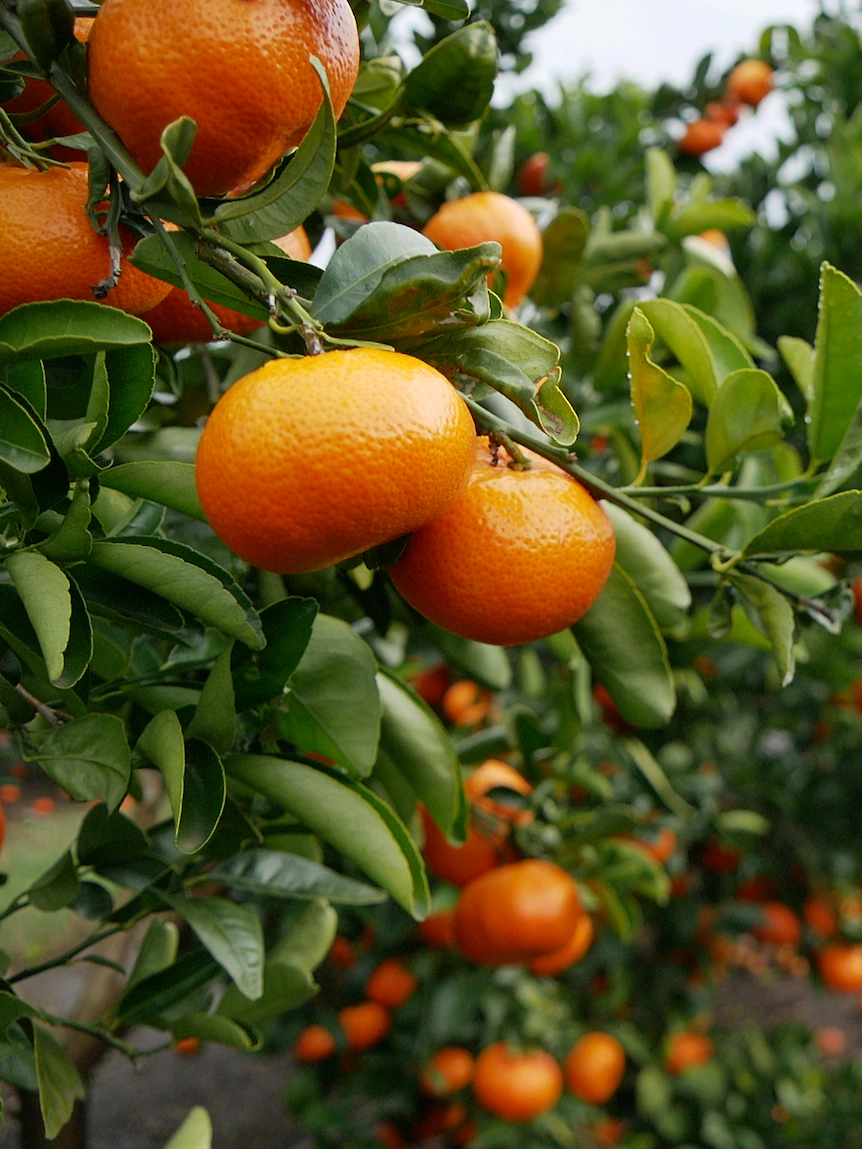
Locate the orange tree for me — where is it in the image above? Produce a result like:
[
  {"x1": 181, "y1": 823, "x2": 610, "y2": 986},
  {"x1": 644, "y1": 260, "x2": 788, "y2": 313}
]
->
[{"x1": 1, "y1": 0, "x2": 862, "y2": 1146}]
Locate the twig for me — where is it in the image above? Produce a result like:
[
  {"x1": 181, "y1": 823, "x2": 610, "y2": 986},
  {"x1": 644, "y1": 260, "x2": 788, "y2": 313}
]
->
[{"x1": 14, "y1": 684, "x2": 73, "y2": 727}]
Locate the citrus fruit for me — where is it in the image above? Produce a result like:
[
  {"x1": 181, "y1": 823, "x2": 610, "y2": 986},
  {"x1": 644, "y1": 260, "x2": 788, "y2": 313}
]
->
[
  {"x1": 727, "y1": 59, "x2": 774, "y2": 107},
  {"x1": 465, "y1": 759, "x2": 533, "y2": 826},
  {"x1": 422, "y1": 192, "x2": 543, "y2": 308},
  {"x1": 453, "y1": 858, "x2": 582, "y2": 965},
  {"x1": 679, "y1": 119, "x2": 726, "y2": 156},
  {"x1": 87, "y1": 0, "x2": 360, "y2": 198},
  {"x1": 144, "y1": 227, "x2": 312, "y2": 344},
  {"x1": 419, "y1": 803, "x2": 506, "y2": 888},
  {"x1": 804, "y1": 894, "x2": 838, "y2": 938},
  {"x1": 814, "y1": 1026, "x2": 847, "y2": 1057},
  {"x1": 472, "y1": 1043, "x2": 563, "y2": 1122},
  {"x1": 389, "y1": 437, "x2": 616, "y2": 646},
  {"x1": 365, "y1": 958, "x2": 418, "y2": 1009},
  {"x1": 328, "y1": 935, "x2": 355, "y2": 969},
  {"x1": 195, "y1": 348, "x2": 476, "y2": 573},
  {"x1": 418, "y1": 908, "x2": 456, "y2": 948},
  {"x1": 375, "y1": 1122, "x2": 407, "y2": 1149},
  {"x1": 517, "y1": 152, "x2": 551, "y2": 197},
  {"x1": 563, "y1": 1032, "x2": 626, "y2": 1105},
  {"x1": 0, "y1": 164, "x2": 171, "y2": 317},
  {"x1": 294, "y1": 1024, "x2": 336, "y2": 1061},
  {"x1": 408, "y1": 662, "x2": 451, "y2": 708},
  {"x1": 528, "y1": 912, "x2": 594, "y2": 976},
  {"x1": 593, "y1": 1117, "x2": 626, "y2": 1147},
  {"x1": 338, "y1": 1001, "x2": 392, "y2": 1050},
  {"x1": 623, "y1": 826, "x2": 678, "y2": 866},
  {"x1": 706, "y1": 100, "x2": 741, "y2": 126},
  {"x1": 174, "y1": 1037, "x2": 201, "y2": 1057},
  {"x1": 737, "y1": 876, "x2": 780, "y2": 902},
  {"x1": 818, "y1": 944, "x2": 862, "y2": 992},
  {"x1": 753, "y1": 902, "x2": 801, "y2": 946},
  {"x1": 665, "y1": 1031, "x2": 714, "y2": 1074},
  {"x1": 441, "y1": 680, "x2": 494, "y2": 727},
  {"x1": 420, "y1": 1048, "x2": 475, "y2": 1096}
]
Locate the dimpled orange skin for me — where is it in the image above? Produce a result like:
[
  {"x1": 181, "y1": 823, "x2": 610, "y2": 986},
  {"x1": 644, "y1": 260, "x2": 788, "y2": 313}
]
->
[
  {"x1": 195, "y1": 349, "x2": 477, "y2": 574},
  {"x1": 0, "y1": 164, "x2": 172, "y2": 317},
  {"x1": 422, "y1": 192, "x2": 543, "y2": 308},
  {"x1": 87, "y1": 0, "x2": 360, "y2": 198},
  {"x1": 389, "y1": 438, "x2": 616, "y2": 647},
  {"x1": 144, "y1": 227, "x2": 312, "y2": 344}
]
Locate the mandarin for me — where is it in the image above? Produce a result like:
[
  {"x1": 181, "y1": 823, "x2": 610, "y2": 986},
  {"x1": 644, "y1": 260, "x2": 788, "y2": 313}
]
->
[
  {"x1": 665, "y1": 1031, "x2": 714, "y2": 1074},
  {"x1": 528, "y1": 912, "x2": 594, "y2": 976},
  {"x1": 338, "y1": 1001, "x2": 391, "y2": 1050},
  {"x1": 753, "y1": 902, "x2": 801, "y2": 947},
  {"x1": 87, "y1": 0, "x2": 360, "y2": 198},
  {"x1": 472, "y1": 1043, "x2": 562, "y2": 1123},
  {"x1": 727, "y1": 59, "x2": 774, "y2": 107},
  {"x1": 294, "y1": 1024, "x2": 336, "y2": 1061},
  {"x1": 195, "y1": 349, "x2": 476, "y2": 573},
  {"x1": 365, "y1": 958, "x2": 418, "y2": 1010},
  {"x1": 679, "y1": 119, "x2": 726, "y2": 157},
  {"x1": 422, "y1": 192, "x2": 543, "y2": 308},
  {"x1": 564, "y1": 1032, "x2": 626, "y2": 1105},
  {"x1": 420, "y1": 1047, "x2": 475, "y2": 1096},
  {"x1": 389, "y1": 437, "x2": 615, "y2": 646},
  {"x1": 818, "y1": 944, "x2": 862, "y2": 992}
]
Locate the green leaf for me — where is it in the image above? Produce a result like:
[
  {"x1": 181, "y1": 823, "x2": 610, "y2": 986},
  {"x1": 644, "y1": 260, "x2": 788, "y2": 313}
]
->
[
  {"x1": 171, "y1": 1013, "x2": 258, "y2": 1052},
  {"x1": 627, "y1": 308, "x2": 692, "y2": 479},
  {"x1": 4, "y1": 552, "x2": 70, "y2": 686},
  {"x1": 815, "y1": 394, "x2": 862, "y2": 498},
  {"x1": 27, "y1": 850, "x2": 80, "y2": 912},
  {"x1": 742, "y1": 491, "x2": 862, "y2": 557},
  {"x1": 30, "y1": 713, "x2": 130, "y2": 811},
  {"x1": 398, "y1": 0, "x2": 468, "y2": 16},
  {"x1": 217, "y1": 960, "x2": 316, "y2": 1026},
  {"x1": 4, "y1": 358, "x2": 47, "y2": 420},
  {"x1": 39, "y1": 482, "x2": 93, "y2": 563},
  {"x1": 403, "y1": 23, "x2": 497, "y2": 125},
  {"x1": 138, "y1": 713, "x2": 226, "y2": 855},
  {"x1": 602, "y1": 503, "x2": 691, "y2": 632},
  {"x1": 73, "y1": 564, "x2": 185, "y2": 636},
  {"x1": 573, "y1": 564, "x2": 676, "y2": 728},
  {"x1": 277, "y1": 614, "x2": 381, "y2": 777},
  {"x1": 162, "y1": 1108, "x2": 212, "y2": 1149},
  {"x1": 778, "y1": 335, "x2": 815, "y2": 404},
  {"x1": 0, "y1": 586, "x2": 86, "y2": 716},
  {"x1": 376, "y1": 671, "x2": 465, "y2": 838},
  {"x1": 808, "y1": 264, "x2": 862, "y2": 462},
  {"x1": 226, "y1": 754, "x2": 429, "y2": 917},
  {"x1": 269, "y1": 898, "x2": 337, "y2": 971},
  {"x1": 0, "y1": 992, "x2": 42, "y2": 1035},
  {"x1": 99, "y1": 462, "x2": 205, "y2": 521},
  {"x1": 186, "y1": 645, "x2": 236, "y2": 755},
  {"x1": 0, "y1": 384, "x2": 50, "y2": 473},
  {"x1": 33, "y1": 1025, "x2": 85, "y2": 1140},
  {"x1": 622, "y1": 739, "x2": 694, "y2": 818},
  {"x1": 0, "y1": 301, "x2": 153, "y2": 363},
  {"x1": 429, "y1": 628, "x2": 512, "y2": 690},
  {"x1": 705, "y1": 368, "x2": 790, "y2": 472},
  {"x1": 663, "y1": 198, "x2": 755, "y2": 241},
  {"x1": 638, "y1": 298, "x2": 718, "y2": 406},
  {"x1": 532, "y1": 207, "x2": 590, "y2": 309},
  {"x1": 76, "y1": 803, "x2": 148, "y2": 868},
  {"x1": 231, "y1": 597, "x2": 317, "y2": 711},
  {"x1": 682, "y1": 306, "x2": 754, "y2": 378},
  {"x1": 126, "y1": 922, "x2": 180, "y2": 992},
  {"x1": 729, "y1": 571, "x2": 796, "y2": 685},
  {"x1": 160, "y1": 894, "x2": 264, "y2": 1001},
  {"x1": 93, "y1": 344, "x2": 157, "y2": 455},
  {"x1": 114, "y1": 950, "x2": 221, "y2": 1025},
  {"x1": 206, "y1": 850, "x2": 386, "y2": 904},
  {"x1": 645, "y1": 148, "x2": 676, "y2": 225},
  {"x1": 88, "y1": 537, "x2": 264, "y2": 650}
]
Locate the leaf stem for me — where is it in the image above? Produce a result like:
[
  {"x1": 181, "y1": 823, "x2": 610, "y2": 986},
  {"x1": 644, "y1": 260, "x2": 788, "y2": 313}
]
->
[
  {"x1": 620, "y1": 477, "x2": 821, "y2": 502},
  {"x1": 41, "y1": 1012, "x2": 138, "y2": 1058}
]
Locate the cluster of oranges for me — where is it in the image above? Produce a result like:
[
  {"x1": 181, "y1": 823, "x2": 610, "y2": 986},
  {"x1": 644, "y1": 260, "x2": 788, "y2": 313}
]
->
[{"x1": 679, "y1": 58, "x2": 774, "y2": 157}]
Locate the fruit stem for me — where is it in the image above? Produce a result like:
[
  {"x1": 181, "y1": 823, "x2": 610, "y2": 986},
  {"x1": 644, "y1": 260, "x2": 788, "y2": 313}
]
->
[
  {"x1": 620, "y1": 476, "x2": 821, "y2": 502},
  {"x1": 488, "y1": 431, "x2": 532, "y2": 470}
]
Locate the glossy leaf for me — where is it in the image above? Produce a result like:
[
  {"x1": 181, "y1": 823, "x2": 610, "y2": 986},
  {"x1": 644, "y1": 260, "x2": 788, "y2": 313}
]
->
[
  {"x1": 403, "y1": 23, "x2": 497, "y2": 126},
  {"x1": 93, "y1": 344, "x2": 157, "y2": 455},
  {"x1": 3, "y1": 358, "x2": 46, "y2": 420},
  {"x1": 232, "y1": 597, "x2": 317, "y2": 711},
  {"x1": 38, "y1": 483, "x2": 93, "y2": 563},
  {"x1": 115, "y1": 950, "x2": 221, "y2": 1026},
  {"x1": 4, "y1": 551, "x2": 71, "y2": 686},
  {"x1": 809, "y1": 263, "x2": 862, "y2": 461},
  {"x1": 573, "y1": 564, "x2": 675, "y2": 728},
  {"x1": 31, "y1": 713, "x2": 130, "y2": 811},
  {"x1": 778, "y1": 335, "x2": 815, "y2": 404},
  {"x1": 742, "y1": 491, "x2": 862, "y2": 557},
  {"x1": 601, "y1": 503, "x2": 691, "y2": 632},
  {"x1": 0, "y1": 384, "x2": 50, "y2": 473},
  {"x1": 683, "y1": 306, "x2": 754, "y2": 378},
  {"x1": 206, "y1": 849, "x2": 386, "y2": 904},
  {"x1": 217, "y1": 960, "x2": 316, "y2": 1026},
  {"x1": 269, "y1": 899, "x2": 338, "y2": 971},
  {"x1": 627, "y1": 308, "x2": 692, "y2": 479},
  {"x1": 0, "y1": 301, "x2": 152, "y2": 363},
  {"x1": 34, "y1": 1026, "x2": 85, "y2": 1140},
  {"x1": 76, "y1": 803, "x2": 148, "y2": 868},
  {"x1": 127, "y1": 921, "x2": 180, "y2": 990},
  {"x1": 160, "y1": 894, "x2": 264, "y2": 1001},
  {"x1": 170, "y1": 1014, "x2": 258, "y2": 1052},
  {"x1": 27, "y1": 850, "x2": 79, "y2": 912},
  {"x1": 99, "y1": 462, "x2": 205, "y2": 522},
  {"x1": 73, "y1": 564, "x2": 185, "y2": 636},
  {"x1": 638, "y1": 298, "x2": 717, "y2": 406},
  {"x1": 187, "y1": 645, "x2": 236, "y2": 755},
  {"x1": 705, "y1": 368, "x2": 790, "y2": 473},
  {"x1": 729, "y1": 571, "x2": 796, "y2": 686},
  {"x1": 532, "y1": 207, "x2": 589, "y2": 309}
]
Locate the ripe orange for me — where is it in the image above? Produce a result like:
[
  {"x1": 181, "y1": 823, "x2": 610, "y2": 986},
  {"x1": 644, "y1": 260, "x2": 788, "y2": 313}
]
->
[
  {"x1": 753, "y1": 902, "x2": 801, "y2": 947},
  {"x1": 528, "y1": 911, "x2": 594, "y2": 976},
  {"x1": 389, "y1": 437, "x2": 616, "y2": 647},
  {"x1": 328, "y1": 935, "x2": 355, "y2": 969},
  {"x1": 623, "y1": 826, "x2": 678, "y2": 866},
  {"x1": 804, "y1": 894, "x2": 838, "y2": 938},
  {"x1": 465, "y1": 759, "x2": 533, "y2": 826},
  {"x1": 365, "y1": 958, "x2": 418, "y2": 1009},
  {"x1": 419, "y1": 803, "x2": 506, "y2": 888},
  {"x1": 0, "y1": 164, "x2": 172, "y2": 317},
  {"x1": 814, "y1": 1026, "x2": 846, "y2": 1057},
  {"x1": 195, "y1": 349, "x2": 476, "y2": 573},
  {"x1": 338, "y1": 1001, "x2": 392, "y2": 1050},
  {"x1": 679, "y1": 119, "x2": 726, "y2": 157},
  {"x1": 31, "y1": 797, "x2": 55, "y2": 816},
  {"x1": 87, "y1": 0, "x2": 360, "y2": 198},
  {"x1": 418, "y1": 908, "x2": 456, "y2": 948},
  {"x1": 174, "y1": 1036, "x2": 201, "y2": 1057},
  {"x1": 143, "y1": 227, "x2": 312, "y2": 344},
  {"x1": 563, "y1": 1032, "x2": 626, "y2": 1105},
  {"x1": 441, "y1": 680, "x2": 494, "y2": 727},
  {"x1": 420, "y1": 1047, "x2": 475, "y2": 1096},
  {"x1": 700, "y1": 839, "x2": 742, "y2": 873},
  {"x1": 294, "y1": 1024, "x2": 336, "y2": 1061},
  {"x1": 517, "y1": 152, "x2": 551, "y2": 197},
  {"x1": 0, "y1": 785, "x2": 20, "y2": 805},
  {"x1": 705, "y1": 100, "x2": 741, "y2": 126},
  {"x1": 593, "y1": 1117, "x2": 626, "y2": 1146},
  {"x1": 818, "y1": 944, "x2": 862, "y2": 992},
  {"x1": 737, "y1": 876, "x2": 780, "y2": 902},
  {"x1": 472, "y1": 1043, "x2": 562, "y2": 1122},
  {"x1": 409, "y1": 662, "x2": 452, "y2": 708},
  {"x1": 727, "y1": 60, "x2": 774, "y2": 107},
  {"x1": 665, "y1": 1031, "x2": 714, "y2": 1075},
  {"x1": 453, "y1": 858, "x2": 582, "y2": 966},
  {"x1": 422, "y1": 192, "x2": 543, "y2": 308}
]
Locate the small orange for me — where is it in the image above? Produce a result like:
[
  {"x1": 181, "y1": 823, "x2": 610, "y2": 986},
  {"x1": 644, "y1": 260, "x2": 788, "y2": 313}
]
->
[
  {"x1": 528, "y1": 912, "x2": 594, "y2": 976},
  {"x1": 700, "y1": 839, "x2": 742, "y2": 873},
  {"x1": 195, "y1": 349, "x2": 477, "y2": 573},
  {"x1": 442, "y1": 680, "x2": 494, "y2": 728},
  {"x1": 465, "y1": 759, "x2": 533, "y2": 826},
  {"x1": 727, "y1": 60, "x2": 774, "y2": 107},
  {"x1": 420, "y1": 1047, "x2": 475, "y2": 1096},
  {"x1": 418, "y1": 908, "x2": 457, "y2": 948},
  {"x1": 472, "y1": 1042, "x2": 562, "y2": 1122},
  {"x1": 679, "y1": 119, "x2": 726, "y2": 157},
  {"x1": 409, "y1": 662, "x2": 452, "y2": 708},
  {"x1": 737, "y1": 876, "x2": 780, "y2": 903},
  {"x1": 365, "y1": 958, "x2": 418, "y2": 1009},
  {"x1": 0, "y1": 784, "x2": 21, "y2": 804},
  {"x1": 328, "y1": 935, "x2": 356, "y2": 969},
  {"x1": 294, "y1": 1024, "x2": 336, "y2": 1062},
  {"x1": 564, "y1": 1032, "x2": 626, "y2": 1105},
  {"x1": 623, "y1": 827, "x2": 678, "y2": 866},
  {"x1": 389, "y1": 438, "x2": 616, "y2": 647},
  {"x1": 338, "y1": 1001, "x2": 392, "y2": 1050},
  {"x1": 0, "y1": 164, "x2": 172, "y2": 317},
  {"x1": 804, "y1": 894, "x2": 838, "y2": 938},
  {"x1": 752, "y1": 903, "x2": 801, "y2": 947},
  {"x1": 87, "y1": 0, "x2": 360, "y2": 198},
  {"x1": 174, "y1": 1036, "x2": 201, "y2": 1057},
  {"x1": 593, "y1": 1117, "x2": 626, "y2": 1146},
  {"x1": 420, "y1": 804, "x2": 505, "y2": 888},
  {"x1": 31, "y1": 797, "x2": 55, "y2": 816},
  {"x1": 705, "y1": 100, "x2": 741, "y2": 126},
  {"x1": 516, "y1": 152, "x2": 551, "y2": 197},
  {"x1": 423, "y1": 192, "x2": 543, "y2": 308},
  {"x1": 818, "y1": 944, "x2": 862, "y2": 992},
  {"x1": 665, "y1": 1031, "x2": 714, "y2": 1075},
  {"x1": 814, "y1": 1026, "x2": 846, "y2": 1057}
]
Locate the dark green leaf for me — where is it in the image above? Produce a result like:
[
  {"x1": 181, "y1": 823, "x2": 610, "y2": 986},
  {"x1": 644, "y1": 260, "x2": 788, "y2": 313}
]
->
[
  {"x1": 127, "y1": 920, "x2": 180, "y2": 989},
  {"x1": 30, "y1": 713, "x2": 130, "y2": 811},
  {"x1": 602, "y1": 503, "x2": 691, "y2": 632},
  {"x1": 729, "y1": 571, "x2": 796, "y2": 685},
  {"x1": 3, "y1": 552, "x2": 91, "y2": 687},
  {"x1": 0, "y1": 385, "x2": 51, "y2": 473},
  {"x1": 206, "y1": 849, "x2": 386, "y2": 904},
  {"x1": 34, "y1": 1026, "x2": 85, "y2": 1140},
  {"x1": 808, "y1": 264, "x2": 862, "y2": 461},
  {"x1": 170, "y1": 1014, "x2": 258, "y2": 1052},
  {"x1": 403, "y1": 23, "x2": 497, "y2": 125},
  {"x1": 99, "y1": 462, "x2": 205, "y2": 521},
  {"x1": 186, "y1": 645, "x2": 236, "y2": 755},
  {"x1": 27, "y1": 850, "x2": 80, "y2": 912},
  {"x1": 231, "y1": 597, "x2": 317, "y2": 711},
  {"x1": 742, "y1": 491, "x2": 862, "y2": 557},
  {"x1": 159, "y1": 894, "x2": 264, "y2": 1001},
  {"x1": 0, "y1": 301, "x2": 152, "y2": 362},
  {"x1": 73, "y1": 564, "x2": 185, "y2": 636},
  {"x1": 92, "y1": 344, "x2": 156, "y2": 454},
  {"x1": 76, "y1": 803, "x2": 148, "y2": 868},
  {"x1": 115, "y1": 950, "x2": 220, "y2": 1026}
]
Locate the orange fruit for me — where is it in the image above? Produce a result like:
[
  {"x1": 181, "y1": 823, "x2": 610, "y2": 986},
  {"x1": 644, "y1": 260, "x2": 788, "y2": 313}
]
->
[
  {"x1": 700, "y1": 839, "x2": 742, "y2": 873},
  {"x1": 472, "y1": 1042, "x2": 562, "y2": 1123},
  {"x1": 705, "y1": 100, "x2": 741, "y2": 126},
  {"x1": 593, "y1": 1117, "x2": 626, "y2": 1147},
  {"x1": 375, "y1": 1121, "x2": 407, "y2": 1149},
  {"x1": 87, "y1": 0, "x2": 360, "y2": 198},
  {"x1": 804, "y1": 894, "x2": 838, "y2": 938},
  {"x1": 365, "y1": 958, "x2": 418, "y2": 1010},
  {"x1": 818, "y1": 944, "x2": 862, "y2": 992},
  {"x1": 413, "y1": 1102, "x2": 469, "y2": 1142},
  {"x1": 727, "y1": 60, "x2": 774, "y2": 107},
  {"x1": 737, "y1": 876, "x2": 780, "y2": 902},
  {"x1": 563, "y1": 1032, "x2": 626, "y2": 1105},
  {"x1": 418, "y1": 908, "x2": 457, "y2": 948},
  {"x1": 752, "y1": 902, "x2": 801, "y2": 947},
  {"x1": 328, "y1": 935, "x2": 355, "y2": 969},
  {"x1": 338, "y1": 1001, "x2": 392, "y2": 1050},
  {"x1": 195, "y1": 348, "x2": 476, "y2": 573},
  {"x1": 442, "y1": 680, "x2": 494, "y2": 727},
  {"x1": 453, "y1": 858, "x2": 582, "y2": 966},
  {"x1": 814, "y1": 1026, "x2": 846, "y2": 1057},
  {"x1": 679, "y1": 119, "x2": 726, "y2": 157},
  {"x1": 422, "y1": 192, "x2": 543, "y2": 308},
  {"x1": 0, "y1": 164, "x2": 172, "y2": 318},
  {"x1": 465, "y1": 759, "x2": 533, "y2": 826},
  {"x1": 389, "y1": 437, "x2": 616, "y2": 647},
  {"x1": 516, "y1": 152, "x2": 551, "y2": 197},
  {"x1": 31, "y1": 797, "x2": 55, "y2": 816},
  {"x1": 294, "y1": 1024, "x2": 336, "y2": 1062},
  {"x1": 0, "y1": 784, "x2": 21, "y2": 805},
  {"x1": 420, "y1": 803, "x2": 506, "y2": 888},
  {"x1": 623, "y1": 826, "x2": 678, "y2": 866},
  {"x1": 420, "y1": 1047, "x2": 475, "y2": 1096},
  {"x1": 528, "y1": 912, "x2": 594, "y2": 976},
  {"x1": 174, "y1": 1036, "x2": 201, "y2": 1057},
  {"x1": 665, "y1": 1031, "x2": 714, "y2": 1075},
  {"x1": 143, "y1": 227, "x2": 312, "y2": 344},
  {"x1": 409, "y1": 662, "x2": 452, "y2": 708}
]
